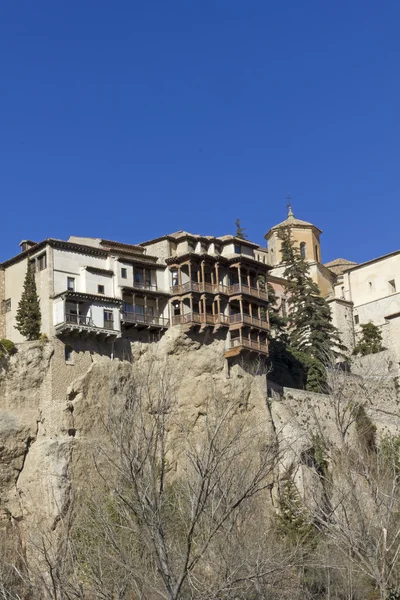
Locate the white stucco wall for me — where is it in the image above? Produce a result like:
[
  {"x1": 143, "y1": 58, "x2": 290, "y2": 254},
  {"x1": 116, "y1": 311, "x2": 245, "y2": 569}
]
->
[{"x1": 53, "y1": 248, "x2": 109, "y2": 296}]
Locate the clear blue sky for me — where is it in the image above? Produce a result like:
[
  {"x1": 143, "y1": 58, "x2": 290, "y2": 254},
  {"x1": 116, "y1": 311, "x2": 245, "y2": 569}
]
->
[{"x1": 1, "y1": 1, "x2": 399, "y2": 264}]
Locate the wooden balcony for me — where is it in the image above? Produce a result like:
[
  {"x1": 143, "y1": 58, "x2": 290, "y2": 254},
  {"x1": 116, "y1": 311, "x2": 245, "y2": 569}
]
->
[
  {"x1": 122, "y1": 311, "x2": 169, "y2": 328},
  {"x1": 227, "y1": 283, "x2": 268, "y2": 300},
  {"x1": 131, "y1": 282, "x2": 158, "y2": 292},
  {"x1": 229, "y1": 313, "x2": 269, "y2": 331},
  {"x1": 225, "y1": 338, "x2": 269, "y2": 358},
  {"x1": 55, "y1": 313, "x2": 121, "y2": 338},
  {"x1": 171, "y1": 313, "x2": 230, "y2": 327},
  {"x1": 170, "y1": 281, "x2": 267, "y2": 301}
]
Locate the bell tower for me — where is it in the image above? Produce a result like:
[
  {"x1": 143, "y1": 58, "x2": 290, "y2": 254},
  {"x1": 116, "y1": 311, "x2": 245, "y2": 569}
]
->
[
  {"x1": 265, "y1": 202, "x2": 333, "y2": 297},
  {"x1": 265, "y1": 203, "x2": 322, "y2": 268}
]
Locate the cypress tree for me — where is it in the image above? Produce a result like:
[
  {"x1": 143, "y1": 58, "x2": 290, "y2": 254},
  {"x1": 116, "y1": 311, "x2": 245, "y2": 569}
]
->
[{"x1": 15, "y1": 261, "x2": 41, "y2": 340}]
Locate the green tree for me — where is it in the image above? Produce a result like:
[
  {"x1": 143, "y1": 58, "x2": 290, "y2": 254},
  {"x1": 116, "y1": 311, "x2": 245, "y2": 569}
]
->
[
  {"x1": 273, "y1": 227, "x2": 345, "y2": 391},
  {"x1": 279, "y1": 226, "x2": 343, "y2": 363},
  {"x1": 234, "y1": 218, "x2": 247, "y2": 240},
  {"x1": 353, "y1": 321, "x2": 384, "y2": 356},
  {"x1": 15, "y1": 262, "x2": 41, "y2": 340},
  {"x1": 266, "y1": 281, "x2": 287, "y2": 339}
]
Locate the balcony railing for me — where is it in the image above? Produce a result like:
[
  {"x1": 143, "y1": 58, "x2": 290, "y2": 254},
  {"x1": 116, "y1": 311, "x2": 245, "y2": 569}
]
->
[
  {"x1": 229, "y1": 313, "x2": 269, "y2": 330},
  {"x1": 171, "y1": 313, "x2": 229, "y2": 326},
  {"x1": 66, "y1": 313, "x2": 93, "y2": 326},
  {"x1": 131, "y1": 282, "x2": 158, "y2": 291},
  {"x1": 61, "y1": 313, "x2": 118, "y2": 332},
  {"x1": 228, "y1": 338, "x2": 268, "y2": 354},
  {"x1": 122, "y1": 312, "x2": 169, "y2": 327},
  {"x1": 170, "y1": 281, "x2": 267, "y2": 300},
  {"x1": 227, "y1": 284, "x2": 268, "y2": 300}
]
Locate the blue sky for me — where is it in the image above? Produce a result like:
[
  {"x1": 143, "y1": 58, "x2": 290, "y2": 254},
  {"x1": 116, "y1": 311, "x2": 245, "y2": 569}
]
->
[{"x1": 1, "y1": 1, "x2": 399, "y2": 264}]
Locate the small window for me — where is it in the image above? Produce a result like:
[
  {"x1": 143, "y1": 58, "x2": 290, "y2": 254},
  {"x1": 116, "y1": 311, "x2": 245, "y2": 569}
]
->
[
  {"x1": 65, "y1": 345, "x2": 74, "y2": 364},
  {"x1": 121, "y1": 268, "x2": 127, "y2": 279},
  {"x1": 300, "y1": 242, "x2": 306, "y2": 259},
  {"x1": 389, "y1": 279, "x2": 396, "y2": 294},
  {"x1": 1, "y1": 299, "x2": 11, "y2": 313},
  {"x1": 315, "y1": 245, "x2": 319, "y2": 262},
  {"x1": 234, "y1": 245, "x2": 241, "y2": 254},
  {"x1": 171, "y1": 270, "x2": 179, "y2": 286},
  {"x1": 37, "y1": 253, "x2": 47, "y2": 271},
  {"x1": 368, "y1": 281, "x2": 373, "y2": 291},
  {"x1": 354, "y1": 314, "x2": 359, "y2": 325},
  {"x1": 341, "y1": 286, "x2": 345, "y2": 299},
  {"x1": 67, "y1": 277, "x2": 75, "y2": 292},
  {"x1": 104, "y1": 310, "x2": 114, "y2": 329},
  {"x1": 98, "y1": 285, "x2": 105, "y2": 295}
]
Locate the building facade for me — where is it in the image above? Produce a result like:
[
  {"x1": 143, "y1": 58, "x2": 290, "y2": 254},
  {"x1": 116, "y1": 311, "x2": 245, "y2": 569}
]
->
[
  {"x1": 3, "y1": 208, "x2": 400, "y2": 371},
  {"x1": 0, "y1": 232, "x2": 271, "y2": 361}
]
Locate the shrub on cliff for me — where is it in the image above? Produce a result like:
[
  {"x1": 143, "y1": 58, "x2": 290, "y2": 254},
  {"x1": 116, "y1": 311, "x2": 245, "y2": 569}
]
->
[{"x1": 0, "y1": 338, "x2": 17, "y2": 357}]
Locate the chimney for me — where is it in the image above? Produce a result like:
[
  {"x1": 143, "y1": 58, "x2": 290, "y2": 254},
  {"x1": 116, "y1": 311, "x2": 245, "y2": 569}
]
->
[{"x1": 19, "y1": 240, "x2": 37, "y2": 253}]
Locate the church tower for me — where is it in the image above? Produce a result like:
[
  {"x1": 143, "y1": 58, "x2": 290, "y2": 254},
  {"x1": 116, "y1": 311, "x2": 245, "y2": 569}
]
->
[
  {"x1": 265, "y1": 205, "x2": 322, "y2": 267},
  {"x1": 265, "y1": 205, "x2": 334, "y2": 297}
]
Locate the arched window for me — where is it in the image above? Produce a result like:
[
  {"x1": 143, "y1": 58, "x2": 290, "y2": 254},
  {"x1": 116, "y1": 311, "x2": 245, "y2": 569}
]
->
[{"x1": 300, "y1": 242, "x2": 306, "y2": 259}]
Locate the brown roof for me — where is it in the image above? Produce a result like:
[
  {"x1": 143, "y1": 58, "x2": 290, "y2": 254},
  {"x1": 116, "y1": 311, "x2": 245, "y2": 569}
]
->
[
  {"x1": 324, "y1": 257, "x2": 357, "y2": 275},
  {"x1": 265, "y1": 208, "x2": 322, "y2": 237}
]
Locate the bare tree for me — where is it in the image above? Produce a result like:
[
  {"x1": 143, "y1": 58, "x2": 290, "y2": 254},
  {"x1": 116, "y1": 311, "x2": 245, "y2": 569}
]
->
[{"x1": 69, "y1": 355, "x2": 288, "y2": 600}]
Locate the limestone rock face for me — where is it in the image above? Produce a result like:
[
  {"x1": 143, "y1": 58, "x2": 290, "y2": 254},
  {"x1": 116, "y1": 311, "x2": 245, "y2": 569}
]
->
[{"x1": 2, "y1": 328, "x2": 399, "y2": 582}]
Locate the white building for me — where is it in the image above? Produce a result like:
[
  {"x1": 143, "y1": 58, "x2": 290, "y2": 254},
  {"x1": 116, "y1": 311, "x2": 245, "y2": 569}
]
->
[{"x1": 0, "y1": 232, "x2": 271, "y2": 360}]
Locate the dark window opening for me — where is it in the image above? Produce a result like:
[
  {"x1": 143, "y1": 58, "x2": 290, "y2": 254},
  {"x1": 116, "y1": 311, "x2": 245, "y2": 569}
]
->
[
  {"x1": 98, "y1": 285, "x2": 105, "y2": 295},
  {"x1": 65, "y1": 345, "x2": 74, "y2": 363},
  {"x1": 121, "y1": 268, "x2": 127, "y2": 279}
]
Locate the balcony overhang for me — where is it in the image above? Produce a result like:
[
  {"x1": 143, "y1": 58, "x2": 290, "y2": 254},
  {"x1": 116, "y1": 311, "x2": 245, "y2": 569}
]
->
[
  {"x1": 54, "y1": 321, "x2": 121, "y2": 339},
  {"x1": 121, "y1": 312, "x2": 169, "y2": 329},
  {"x1": 54, "y1": 291, "x2": 123, "y2": 305}
]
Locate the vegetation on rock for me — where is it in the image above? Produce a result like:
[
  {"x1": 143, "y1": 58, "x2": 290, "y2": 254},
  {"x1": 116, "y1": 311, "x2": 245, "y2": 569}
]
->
[{"x1": 353, "y1": 321, "x2": 385, "y2": 356}]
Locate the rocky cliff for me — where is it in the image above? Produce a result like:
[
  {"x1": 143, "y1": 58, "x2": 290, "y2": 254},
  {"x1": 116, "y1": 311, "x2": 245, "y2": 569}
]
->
[{"x1": 2, "y1": 332, "x2": 400, "y2": 598}]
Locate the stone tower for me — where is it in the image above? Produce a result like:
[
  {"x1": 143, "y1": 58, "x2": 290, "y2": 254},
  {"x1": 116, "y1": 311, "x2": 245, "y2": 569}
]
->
[{"x1": 265, "y1": 207, "x2": 334, "y2": 298}]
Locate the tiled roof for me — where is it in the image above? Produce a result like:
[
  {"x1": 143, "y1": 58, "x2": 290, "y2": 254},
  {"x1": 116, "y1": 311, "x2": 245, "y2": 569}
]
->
[
  {"x1": 324, "y1": 257, "x2": 357, "y2": 275},
  {"x1": 266, "y1": 208, "x2": 322, "y2": 236}
]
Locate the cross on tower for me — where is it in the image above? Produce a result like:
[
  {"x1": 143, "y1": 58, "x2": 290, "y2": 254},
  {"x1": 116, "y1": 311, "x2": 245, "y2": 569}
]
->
[{"x1": 286, "y1": 195, "x2": 294, "y2": 217}]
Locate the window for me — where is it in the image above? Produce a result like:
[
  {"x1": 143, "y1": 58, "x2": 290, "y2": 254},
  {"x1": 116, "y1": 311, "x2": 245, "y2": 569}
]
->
[
  {"x1": 121, "y1": 268, "x2": 127, "y2": 279},
  {"x1": 341, "y1": 286, "x2": 345, "y2": 299},
  {"x1": 171, "y1": 270, "x2": 179, "y2": 286},
  {"x1": 369, "y1": 281, "x2": 373, "y2": 291},
  {"x1": 354, "y1": 314, "x2": 359, "y2": 325},
  {"x1": 300, "y1": 242, "x2": 306, "y2": 259},
  {"x1": 37, "y1": 253, "x2": 47, "y2": 271},
  {"x1": 389, "y1": 279, "x2": 396, "y2": 294},
  {"x1": 67, "y1": 277, "x2": 75, "y2": 292},
  {"x1": 104, "y1": 310, "x2": 114, "y2": 329},
  {"x1": 315, "y1": 245, "x2": 319, "y2": 262},
  {"x1": 1, "y1": 299, "x2": 11, "y2": 313},
  {"x1": 234, "y1": 245, "x2": 241, "y2": 254},
  {"x1": 98, "y1": 285, "x2": 105, "y2": 295},
  {"x1": 65, "y1": 345, "x2": 74, "y2": 364}
]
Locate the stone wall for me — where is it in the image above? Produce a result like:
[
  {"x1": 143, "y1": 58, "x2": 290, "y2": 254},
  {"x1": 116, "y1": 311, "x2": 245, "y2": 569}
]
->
[{"x1": 0, "y1": 269, "x2": 5, "y2": 338}]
